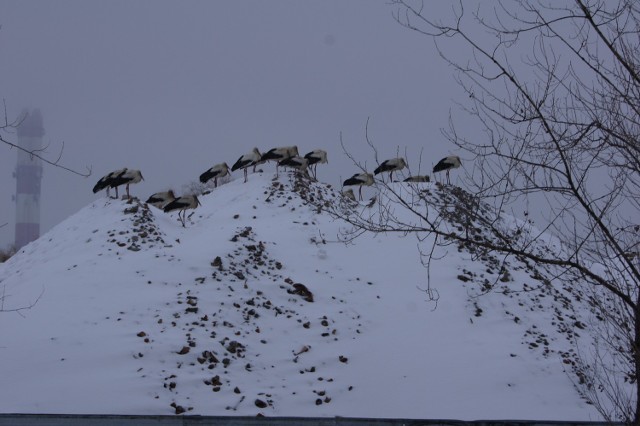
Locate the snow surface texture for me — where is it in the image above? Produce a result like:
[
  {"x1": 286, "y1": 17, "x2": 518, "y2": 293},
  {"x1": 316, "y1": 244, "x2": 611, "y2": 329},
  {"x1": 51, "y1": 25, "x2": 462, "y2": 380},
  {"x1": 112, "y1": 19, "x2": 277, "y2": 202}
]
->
[{"x1": 0, "y1": 173, "x2": 601, "y2": 420}]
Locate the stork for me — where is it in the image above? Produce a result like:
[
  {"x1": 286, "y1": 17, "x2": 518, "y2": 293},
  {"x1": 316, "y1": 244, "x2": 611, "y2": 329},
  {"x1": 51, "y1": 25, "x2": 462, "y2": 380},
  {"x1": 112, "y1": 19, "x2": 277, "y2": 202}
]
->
[
  {"x1": 303, "y1": 149, "x2": 328, "y2": 179},
  {"x1": 278, "y1": 156, "x2": 309, "y2": 176},
  {"x1": 403, "y1": 175, "x2": 430, "y2": 183},
  {"x1": 342, "y1": 172, "x2": 374, "y2": 201},
  {"x1": 342, "y1": 188, "x2": 356, "y2": 201},
  {"x1": 146, "y1": 190, "x2": 176, "y2": 209},
  {"x1": 109, "y1": 169, "x2": 144, "y2": 198},
  {"x1": 199, "y1": 162, "x2": 230, "y2": 188},
  {"x1": 231, "y1": 148, "x2": 262, "y2": 183},
  {"x1": 433, "y1": 156, "x2": 461, "y2": 184},
  {"x1": 163, "y1": 194, "x2": 201, "y2": 227},
  {"x1": 261, "y1": 146, "x2": 299, "y2": 176},
  {"x1": 374, "y1": 158, "x2": 407, "y2": 182},
  {"x1": 92, "y1": 168, "x2": 127, "y2": 198}
]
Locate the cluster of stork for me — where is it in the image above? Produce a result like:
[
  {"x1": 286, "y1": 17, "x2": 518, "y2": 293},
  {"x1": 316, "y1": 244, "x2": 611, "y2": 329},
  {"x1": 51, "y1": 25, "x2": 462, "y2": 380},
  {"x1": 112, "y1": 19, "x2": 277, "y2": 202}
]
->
[
  {"x1": 90, "y1": 167, "x2": 195, "y2": 225},
  {"x1": 91, "y1": 146, "x2": 328, "y2": 226},
  {"x1": 198, "y1": 146, "x2": 328, "y2": 186},
  {"x1": 341, "y1": 155, "x2": 461, "y2": 200},
  {"x1": 92, "y1": 146, "x2": 461, "y2": 226}
]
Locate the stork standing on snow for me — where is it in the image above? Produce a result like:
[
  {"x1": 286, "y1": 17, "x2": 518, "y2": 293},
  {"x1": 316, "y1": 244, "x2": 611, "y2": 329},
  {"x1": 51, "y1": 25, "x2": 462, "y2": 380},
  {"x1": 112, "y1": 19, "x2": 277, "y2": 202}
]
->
[
  {"x1": 404, "y1": 175, "x2": 430, "y2": 183},
  {"x1": 231, "y1": 148, "x2": 262, "y2": 183},
  {"x1": 278, "y1": 156, "x2": 309, "y2": 176},
  {"x1": 261, "y1": 146, "x2": 299, "y2": 177},
  {"x1": 199, "y1": 162, "x2": 230, "y2": 188},
  {"x1": 342, "y1": 172, "x2": 374, "y2": 201},
  {"x1": 146, "y1": 190, "x2": 176, "y2": 209},
  {"x1": 303, "y1": 149, "x2": 328, "y2": 179},
  {"x1": 433, "y1": 156, "x2": 461, "y2": 184},
  {"x1": 163, "y1": 194, "x2": 201, "y2": 227},
  {"x1": 93, "y1": 168, "x2": 127, "y2": 198},
  {"x1": 109, "y1": 169, "x2": 144, "y2": 198},
  {"x1": 374, "y1": 158, "x2": 407, "y2": 182},
  {"x1": 342, "y1": 188, "x2": 356, "y2": 201}
]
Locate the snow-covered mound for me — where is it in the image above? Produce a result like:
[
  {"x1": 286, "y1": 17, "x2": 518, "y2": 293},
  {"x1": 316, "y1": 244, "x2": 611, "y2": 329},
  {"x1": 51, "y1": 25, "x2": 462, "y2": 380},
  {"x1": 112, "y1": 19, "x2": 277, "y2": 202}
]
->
[{"x1": 0, "y1": 173, "x2": 600, "y2": 420}]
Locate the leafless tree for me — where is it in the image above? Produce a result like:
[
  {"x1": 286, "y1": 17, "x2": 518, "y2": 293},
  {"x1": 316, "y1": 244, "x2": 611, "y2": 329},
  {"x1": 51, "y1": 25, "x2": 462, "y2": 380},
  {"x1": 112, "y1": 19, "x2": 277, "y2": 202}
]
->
[
  {"x1": 314, "y1": 0, "x2": 640, "y2": 422},
  {"x1": 1, "y1": 103, "x2": 90, "y2": 310},
  {"x1": 0, "y1": 101, "x2": 91, "y2": 177},
  {"x1": 0, "y1": 281, "x2": 43, "y2": 317}
]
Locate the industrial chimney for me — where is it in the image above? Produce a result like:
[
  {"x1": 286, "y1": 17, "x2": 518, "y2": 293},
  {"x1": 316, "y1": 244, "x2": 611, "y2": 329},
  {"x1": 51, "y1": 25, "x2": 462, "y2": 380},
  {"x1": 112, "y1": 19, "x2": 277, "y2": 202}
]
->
[{"x1": 14, "y1": 109, "x2": 44, "y2": 249}]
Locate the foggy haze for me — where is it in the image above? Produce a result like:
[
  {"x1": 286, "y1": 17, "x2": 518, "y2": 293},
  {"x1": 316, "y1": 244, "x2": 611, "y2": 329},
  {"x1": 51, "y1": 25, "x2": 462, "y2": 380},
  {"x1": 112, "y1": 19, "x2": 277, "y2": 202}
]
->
[{"x1": 0, "y1": 1, "x2": 460, "y2": 249}]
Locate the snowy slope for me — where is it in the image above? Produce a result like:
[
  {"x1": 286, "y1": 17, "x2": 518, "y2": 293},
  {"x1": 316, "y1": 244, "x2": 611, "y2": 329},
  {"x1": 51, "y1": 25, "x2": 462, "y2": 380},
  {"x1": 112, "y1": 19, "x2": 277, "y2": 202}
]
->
[{"x1": 0, "y1": 172, "x2": 601, "y2": 420}]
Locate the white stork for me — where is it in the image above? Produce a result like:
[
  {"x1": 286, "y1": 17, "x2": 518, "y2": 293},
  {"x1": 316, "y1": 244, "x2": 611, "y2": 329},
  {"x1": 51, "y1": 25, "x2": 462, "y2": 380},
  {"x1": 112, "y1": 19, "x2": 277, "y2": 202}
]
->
[
  {"x1": 109, "y1": 169, "x2": 144, "y2": 198},
  {"x1": 146, "y1": 190, "x2": 176, "y2": 209},
  {"x1": 403, "y1": 175, "x2": 430, "y2": 183},
  {"x1": 199, "y1": 162, "x2": 230, "y2": 188},
  {"x1": 342, "y1": 172, "x2": 374, "y2": 201},
  {"x1": 278, "y1": 156, "x2": 309, "y2": 175},
  {"x1": 303, "y1": 149, "x2": 328, "y2": 179},
  {"x1": 433, "y1": 156, "x2": 461, "y2": 184},
  {"x1": 93, "y1": 168, "x2": 127, "y2": 198},
  {"x1": 374, "y1": 158, "x2": 407, "y2": 182},
  {"x1": 342, "y1": 188, "x2": 356, "y2": 201},
  {"x1": 261, "y1": 146, "x2": 299, "y2": 176},
  {"x1": 231, "y1": 148, "x2": 262, "y2": 183},
  {"x1": 163, "y1": 194, "x2": 201, "y2": 227}
]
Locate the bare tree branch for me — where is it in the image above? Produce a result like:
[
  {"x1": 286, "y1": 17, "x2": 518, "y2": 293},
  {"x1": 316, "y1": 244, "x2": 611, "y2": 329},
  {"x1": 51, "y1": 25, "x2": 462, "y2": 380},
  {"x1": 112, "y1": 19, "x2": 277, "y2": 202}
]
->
[
  {"x1": 1, "y1": 101, "x2": 92, "y2": 177},
  {"x1": 375, "y1": 0, "x2": 640, "y2": 421},
  {"x1": 0, "y1": 136, "x2": 91, "y2": 177}
]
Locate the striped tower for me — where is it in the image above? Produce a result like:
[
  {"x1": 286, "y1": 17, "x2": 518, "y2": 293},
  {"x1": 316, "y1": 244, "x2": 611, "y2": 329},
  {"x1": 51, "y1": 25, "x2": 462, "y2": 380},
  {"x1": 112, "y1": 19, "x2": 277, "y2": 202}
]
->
[{"x1": 14, "y1": 109, "x2": 44, "y2": 249}]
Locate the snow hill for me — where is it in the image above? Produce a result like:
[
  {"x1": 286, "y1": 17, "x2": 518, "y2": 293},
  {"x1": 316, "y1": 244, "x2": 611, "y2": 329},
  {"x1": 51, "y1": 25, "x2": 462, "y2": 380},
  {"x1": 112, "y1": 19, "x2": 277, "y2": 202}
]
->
[{"x1": 0, "y1": 173, "x2": 602, "y2": 420}]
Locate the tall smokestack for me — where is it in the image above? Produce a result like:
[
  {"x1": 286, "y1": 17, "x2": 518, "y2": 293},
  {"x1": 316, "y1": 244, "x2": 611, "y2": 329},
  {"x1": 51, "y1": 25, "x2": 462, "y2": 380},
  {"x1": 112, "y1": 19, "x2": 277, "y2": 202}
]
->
[{"x1": 14, "y1": 109, "x2": 44, "y2": 249}]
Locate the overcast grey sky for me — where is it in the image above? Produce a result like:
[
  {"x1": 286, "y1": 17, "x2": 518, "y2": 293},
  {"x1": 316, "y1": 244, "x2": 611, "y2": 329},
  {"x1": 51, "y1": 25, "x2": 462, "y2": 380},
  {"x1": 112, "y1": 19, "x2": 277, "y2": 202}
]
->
[{"x1": 0, "y1": 1, "x2": 461, "y2": 249}]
